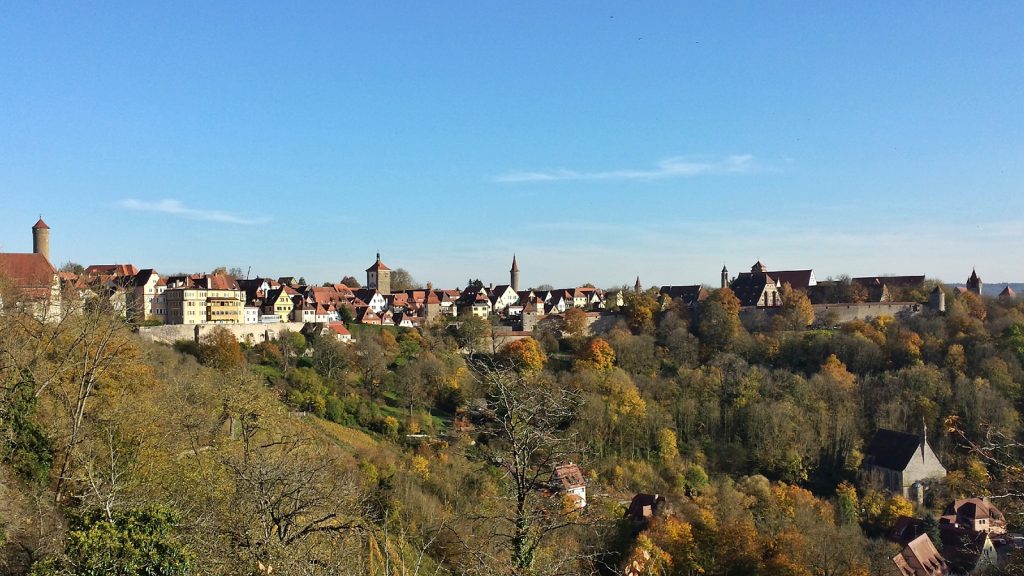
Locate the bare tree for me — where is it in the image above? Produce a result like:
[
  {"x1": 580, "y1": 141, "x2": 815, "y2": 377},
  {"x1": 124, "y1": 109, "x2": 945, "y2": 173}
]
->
[{"x1": 463, "y1": 360, "x2": 600, "y2": 576}]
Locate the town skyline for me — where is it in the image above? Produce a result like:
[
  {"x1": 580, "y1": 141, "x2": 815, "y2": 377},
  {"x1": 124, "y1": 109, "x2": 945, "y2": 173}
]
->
[
  {"x1": 2, "y1": 4, "x2": 1023, "y2": 287},
  {"x1": 0, "y1": 214, "x2": 1014, "y2": 291}
]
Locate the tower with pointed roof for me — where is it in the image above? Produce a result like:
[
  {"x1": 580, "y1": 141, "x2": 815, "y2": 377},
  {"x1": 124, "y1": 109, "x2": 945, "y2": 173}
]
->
[
  {"x1": 966, "y1": 269, "x2": 983, "y2": 296},
  {"x1": 751, "y1": 260, "x2": 768, "y2": 273},
  {"x1": 32, "y1": 217, "x2": 50, "y2": 263},
  {"x1": 366, "y1": 252, "x2": 392, "y2": 295},
  {"x1": 510, "y1": 254, "x2": 520, "y2": 292},
  {"x1": 634, "y1": 276, "x2": 642, "y2": 293},
  {"x1": 721, "y1": 265, "x2": 729, "y2": 289}
]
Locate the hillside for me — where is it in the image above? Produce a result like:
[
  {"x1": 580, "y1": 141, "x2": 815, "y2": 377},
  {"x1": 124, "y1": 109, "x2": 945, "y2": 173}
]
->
[{"x1": 3, "y1": 285, "x2": 1024, "y2": 575}]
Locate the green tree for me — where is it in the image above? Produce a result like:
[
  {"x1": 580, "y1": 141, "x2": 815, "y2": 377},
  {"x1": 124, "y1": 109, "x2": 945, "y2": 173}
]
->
[
  {"x1": 448, "y1": 313, "x2": 490, "y2": 353},
  {"x1": 32, "y1": 506, "x2": 193, "y2": 576}
]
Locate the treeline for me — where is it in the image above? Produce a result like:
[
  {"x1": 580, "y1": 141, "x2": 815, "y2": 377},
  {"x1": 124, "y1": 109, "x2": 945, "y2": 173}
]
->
[{"x1": 2, "y1": 281, "x2": 1024, "y2": 575}]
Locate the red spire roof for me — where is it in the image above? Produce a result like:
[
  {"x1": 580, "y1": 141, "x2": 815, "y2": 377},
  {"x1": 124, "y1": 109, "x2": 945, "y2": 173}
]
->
[
  {"x1": 511, "y1": 254, "x2": 519, "y2": 272},
  {"x1": 366, "y1": 252, "x2": 391, "y2": 272},
  {"x1": 33, "y1": 218, "x2": 50, "y2": 230}
]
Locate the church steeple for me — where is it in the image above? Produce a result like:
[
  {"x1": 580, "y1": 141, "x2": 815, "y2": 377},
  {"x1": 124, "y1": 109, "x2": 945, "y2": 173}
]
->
[
  {"x1": 721, "y1": 264, "x2": 729, "y2": 289},
  {"x1": 634, "y1": 276, "x2": 642, "y2": 293}
]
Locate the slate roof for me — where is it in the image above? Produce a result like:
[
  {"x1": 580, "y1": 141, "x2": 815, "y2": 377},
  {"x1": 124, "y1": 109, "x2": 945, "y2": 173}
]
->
[
  {"x1": 730, "y1": 272, "x2": 775, "y2": 307},
  {"x1": 625, "y1": 493, "x2": 666, "y2": 523},
  {"x1": 854, "y1": 275, "x2": 926, "y2": 289},
  {"x1": 864, "y1": 429, "x2": 924, "y2": 471},
  {"x1": 659, "y1": 285, "x2": 709, "y2": 306},
  {"x1": 768, "y1": 270, "x2": 814, "y2": 291}
]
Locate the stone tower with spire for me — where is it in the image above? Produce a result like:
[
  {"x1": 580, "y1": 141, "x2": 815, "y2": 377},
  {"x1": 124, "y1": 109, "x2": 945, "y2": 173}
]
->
[
  {"x1": 32, "y1": 217, "x2": 50, "y2": 263},
  {"x1": 721, "y1": 265, "x2": 729, "y2": 289},
  {"x1": 634, "y1": 276, "x2": 642, "y2": 293},
  {"x1": 510, "y1": 254, "x2": 520, "y2": 292},
  {"x1": 966, "y1": 268, "x2": 983, "y2": 296},
  {"x1": 366, "y1": 252, "x2": 392, "y2": 295}
]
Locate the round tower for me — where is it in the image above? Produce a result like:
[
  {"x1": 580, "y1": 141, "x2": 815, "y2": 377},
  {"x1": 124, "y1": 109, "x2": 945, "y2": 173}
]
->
[
  {"x1": 929, "y1": 286, "x2": 946, "y2": 313},
  {"x1": 510, "y1": 254, "x2": 520, "y2": 292},
  {"x1": 32, "y1": 217, "x2": 50, "y2": 262},
  {"x1": 721, "y1": 265, "x2": 729, "y2": 289}
]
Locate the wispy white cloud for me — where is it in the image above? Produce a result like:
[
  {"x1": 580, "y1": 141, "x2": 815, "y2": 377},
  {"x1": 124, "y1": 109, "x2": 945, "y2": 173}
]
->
[
  {"x1": 495, "y1": 154, "x2": 756, "y2": 183},
  {"x1": 118, "y1": 199, "x2": 269, "y2": 225}
]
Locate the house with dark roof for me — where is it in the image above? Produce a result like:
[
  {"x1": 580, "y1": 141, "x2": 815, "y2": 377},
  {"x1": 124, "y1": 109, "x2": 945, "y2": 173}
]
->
[
  {"x1": 861, "y1": 427, "x2": 946, "y2": 503},
  {"x1": 730, "y1": 269, "x2": 781, "y2": 307},
  {"x1": 625, "y1": 493, "x2": 667, "y2": 524},
  {"x1": 659, "y1": 285, "x2": 709, "y2": 308}
]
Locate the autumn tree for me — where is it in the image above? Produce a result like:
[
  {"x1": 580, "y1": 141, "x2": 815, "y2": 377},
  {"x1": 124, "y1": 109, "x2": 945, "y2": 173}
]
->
[
  {"x1": 499, "y1": 337, "x2": 547, "y2": 372},
  {"x1": 623, "y1": 290, "x2": 658, "y2": 335},
  {"x1": 198, "y1": 326, "x2": 245, "y2": 371},
  {"x1": 562, "y1": 308, "x2": 588, "y2": 346},
  {"x1": 574, "y1": 338, "x2": 615, "y2": 371},
  {"x1": 697, "y1": 287, "x2": 741, "y2": 352},
  {"x1": 773, "y1": 283, "x2": 814, "y2": 331}
]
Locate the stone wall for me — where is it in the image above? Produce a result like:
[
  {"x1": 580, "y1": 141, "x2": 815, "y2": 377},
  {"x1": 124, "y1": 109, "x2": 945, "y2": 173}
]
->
[
  {"x1": 811, "y1": 302, "x2": 921, "y2": 324},
  {"x1": 137, "y1": 322, "x2": 308, "y2": 344}
]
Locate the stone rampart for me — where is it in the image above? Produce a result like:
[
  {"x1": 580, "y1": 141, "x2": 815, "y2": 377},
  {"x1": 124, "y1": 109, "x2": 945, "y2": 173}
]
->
[{"x1": 137, "y1": 322, "x2": 308, "y2": 344}]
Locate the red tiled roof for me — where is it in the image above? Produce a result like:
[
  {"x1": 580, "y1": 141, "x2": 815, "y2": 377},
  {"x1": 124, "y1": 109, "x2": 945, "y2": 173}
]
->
[
  {"x1": 327, "y1": 322, "x2": 350, "y2": 336},
  {"x1": 0, "y1": 253, "x2": 57, "y2": 296},
  {"x1": 33, "y1": 218, "x2": 50, "y2": 230},
  {"x1": 84, "y1": 264, "x2": 139, "y2": 277},
  {"x1": 366, "y1": 253, "x2": 391, "y2": 272}
]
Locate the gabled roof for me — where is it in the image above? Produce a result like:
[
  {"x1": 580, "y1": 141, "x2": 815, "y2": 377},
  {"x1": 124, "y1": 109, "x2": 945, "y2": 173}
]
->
[
  {"x1": 730, "y1": 272, "x2": 775, "y2": 307},
  {"x1": 999, "y1": 286, "x2": 1016, "y2": 298},
  {"x1": 943, "y1": 498, "x2": 1005, "y2": 524},
  {"x1": 893, "y1": 534, "x2": 949, "y2": 576},
  {"x1": 864, "y1": 429, "x2": 925, "y2": 471},
  {"x1": 0, "y1": 253, "x2": 57, "y2": 296},
  {"x1": 85, "y1": 264, "x2": 139, "y2": 277},
  {"x1": 552, "y1": 463, "x2": 585, "y2": 491},
  {"x1": 659, "y1": 285, "x2": 709, "y2": 306},
  {"x1": 327, "y1": 322, "x2": 350, "y2": 337},
  {"x1": 767, "y1": 270, "x2": 814, "y2": 291},
  {"x1": 131, "y1": 269, "x2": 158, "y2": 287}
]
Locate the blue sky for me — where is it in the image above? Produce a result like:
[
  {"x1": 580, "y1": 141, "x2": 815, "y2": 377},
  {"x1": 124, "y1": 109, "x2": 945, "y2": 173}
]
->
[{"x1": 1, "y1": 2, "x2": 1022, "y2": 288}]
